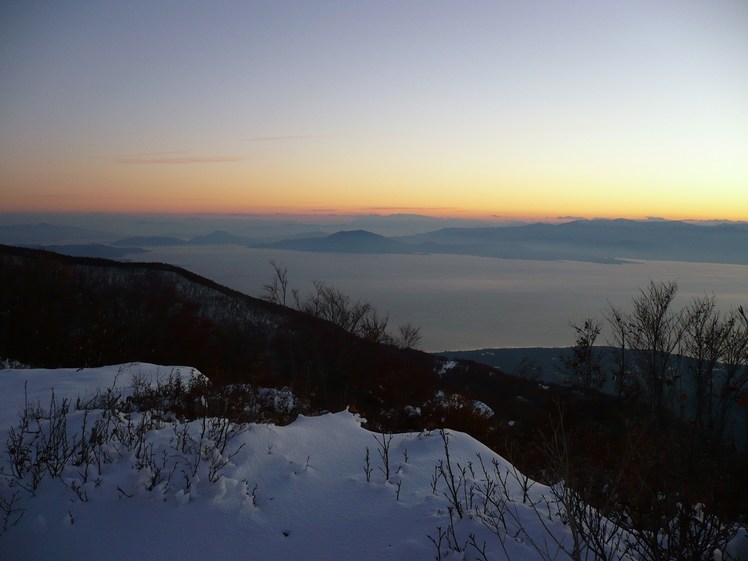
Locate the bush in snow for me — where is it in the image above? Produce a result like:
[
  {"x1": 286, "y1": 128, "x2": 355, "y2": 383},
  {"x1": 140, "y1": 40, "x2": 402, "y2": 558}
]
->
[{"x1": 0, "y1": 369, "x2": 308, "y2": 534}]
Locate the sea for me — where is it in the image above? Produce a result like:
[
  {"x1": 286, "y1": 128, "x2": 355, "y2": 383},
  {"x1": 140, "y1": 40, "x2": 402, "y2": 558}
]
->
[{"x1": 132, "y1": 246, "x2": 748, "y2": 352}]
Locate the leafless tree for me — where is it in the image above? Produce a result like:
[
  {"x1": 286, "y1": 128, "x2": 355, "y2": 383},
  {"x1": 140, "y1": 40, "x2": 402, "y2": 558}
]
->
[
  {"x1": 262, "y1": 260, "x2": 290, "y2": 306},
  {"x1": 562, "y1": 318, "x2": 604, "y2": 389},
  {"x1": 715, "y1": 306, "x2": 748, "y2": 442},
  {"x1": 302, "y1": 280, "x2": 373, "y2": 335},
  {"x1": 395, "y1": 322, "x2": 422, "y2": 349},
  {"x1": 680, "y1": 295, "x2": 724, "y2": 432},
  {"x1": 604, "y1": 305, "x2": 632, "y2": 399},
  {"x1": 264, "y1": 263, "x2": 423, "y2": 346},
  {"x1": 357, "y1": 309, "x2": 391, "y2": 344},
  {"x1": 624, "y1": 280, "x2": 683, "y2": 420}
]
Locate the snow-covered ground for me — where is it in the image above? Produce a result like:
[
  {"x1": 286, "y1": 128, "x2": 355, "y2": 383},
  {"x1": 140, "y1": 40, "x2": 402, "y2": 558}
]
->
[{"x1": 0, "y1": 363, "x2": 745, "y2": 560}]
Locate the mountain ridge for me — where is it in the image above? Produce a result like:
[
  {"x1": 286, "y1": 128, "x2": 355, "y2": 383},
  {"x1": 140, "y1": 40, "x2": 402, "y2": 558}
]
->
[
  {"x1": 257, "y1": 229, "x2": 412, "y2": 254},
  {"x1": 268, "y1": 220, "x2": 748, "y2": 264}
]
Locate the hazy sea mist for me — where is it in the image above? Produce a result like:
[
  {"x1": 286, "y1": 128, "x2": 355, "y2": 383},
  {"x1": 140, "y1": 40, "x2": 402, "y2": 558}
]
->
[{"x1": 133, "y1": 246, "x2": 748, "y2": 352}]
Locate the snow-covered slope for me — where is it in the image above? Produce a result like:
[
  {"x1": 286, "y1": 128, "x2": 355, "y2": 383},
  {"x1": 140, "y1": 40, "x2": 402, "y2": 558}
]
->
[{"x1": 0, "y1": 364, "x2": 745, "y2": 561}]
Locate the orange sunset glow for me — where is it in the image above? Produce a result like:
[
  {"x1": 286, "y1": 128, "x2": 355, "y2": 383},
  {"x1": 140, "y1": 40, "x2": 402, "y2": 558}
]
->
[{"x1": 1, "y1": 2, "x2": 746, "y2": 222}]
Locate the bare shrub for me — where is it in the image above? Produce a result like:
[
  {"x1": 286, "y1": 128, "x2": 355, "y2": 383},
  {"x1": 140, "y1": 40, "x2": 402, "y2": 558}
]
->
[{"x1": 372, "y1": 432, "x2": 393, "y2": 482}]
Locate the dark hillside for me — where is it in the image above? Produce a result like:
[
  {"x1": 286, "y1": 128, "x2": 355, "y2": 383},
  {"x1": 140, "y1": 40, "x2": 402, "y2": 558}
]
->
[
  {"x1": 0, "y1": 243, "x2": 638, "y2": 437},
  {"x1": 0, "y1": 244, "x2": 444, "y2": 422}
]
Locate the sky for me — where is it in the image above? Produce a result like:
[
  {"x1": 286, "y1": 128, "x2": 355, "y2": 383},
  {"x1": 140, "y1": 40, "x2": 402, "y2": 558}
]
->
[{"x1": 1, "y1": 1, "x2": 747, "y2": 221}]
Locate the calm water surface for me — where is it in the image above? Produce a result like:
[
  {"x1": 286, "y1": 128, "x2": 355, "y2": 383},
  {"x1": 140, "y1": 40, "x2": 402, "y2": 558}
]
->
[{"x1": 136, "y1": 247, "x2": 748, "y2": 352}]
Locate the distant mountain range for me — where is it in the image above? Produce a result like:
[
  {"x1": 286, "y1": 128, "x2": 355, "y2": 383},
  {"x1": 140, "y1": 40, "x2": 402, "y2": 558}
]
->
[
  {"x1": 112, "y1": 230, "x2": 256, "y2": 246},
  {"x1": 111, "y1": 235, "x2": 187, "y2": 247},
  {"x1": 258, "y1": 229, "x2": 410, "y2": 254},
  {"x1": 255, "y1": 219, "x2": 748, "y2": 264},
  {"x1": 37, "y1": 244, "x2": 150, "y2": 259},
  {"x1": 187, "y1": 230, "x2": 256, "y2": 245},
  {"x1": 2, "y1": 219, "x2": 747, "y2": 265},
  {"x1": 0, "y1": 222, "x2": 111, "y2": 244}
]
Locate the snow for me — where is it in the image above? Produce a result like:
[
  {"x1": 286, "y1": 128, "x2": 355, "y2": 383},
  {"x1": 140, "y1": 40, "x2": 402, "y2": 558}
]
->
[
  {"x1": 0, "y1": 363, "x2": 201, "y2": 431},
  {"x1": 472, "y1": 400, "x2": 495, "y2": 419},
  {"x1": 436, "y1": 360, "x2": 458, "y2": 376},
  {"x1": 0, "y1": 363, "x2": 744, "y2": 561}
]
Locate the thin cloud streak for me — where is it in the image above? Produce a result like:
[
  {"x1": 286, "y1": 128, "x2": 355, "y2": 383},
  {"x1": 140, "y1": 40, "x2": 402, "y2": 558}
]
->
[
  {"x1": 241, "y1": 135, "x2": 334, "y2": 142},
  {"x1": 116, "y1": 156, "x2": 244, "y2": 165},
  {"x1": 366, "y1": 206, "x2": 460, "y2": 211},
  {"x1": 240, "y1": 133, "x2": 404, "y2": 143}
]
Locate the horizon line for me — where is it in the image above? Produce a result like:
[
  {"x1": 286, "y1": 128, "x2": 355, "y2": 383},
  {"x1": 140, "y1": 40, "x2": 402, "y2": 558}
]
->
[{"x1": 0, "y1": 209, "x2": 745, "y2": 226}]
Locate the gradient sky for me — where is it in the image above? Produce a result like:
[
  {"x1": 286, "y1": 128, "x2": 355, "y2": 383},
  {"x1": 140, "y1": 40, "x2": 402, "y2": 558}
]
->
[{"x1": 1, "y1": 1, "x2": 747, "y2": 220}]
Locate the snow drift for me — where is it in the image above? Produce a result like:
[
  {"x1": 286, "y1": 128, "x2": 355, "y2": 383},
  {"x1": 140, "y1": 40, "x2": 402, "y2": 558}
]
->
[{"x1": 0, "y1": 363, "x2": 745, "y2": 561}]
